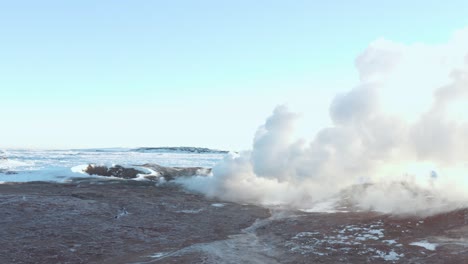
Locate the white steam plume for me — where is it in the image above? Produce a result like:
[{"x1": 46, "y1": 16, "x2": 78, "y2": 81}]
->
[{"x1": 177, "y1": 28, "x2": 468, "y2": 216}]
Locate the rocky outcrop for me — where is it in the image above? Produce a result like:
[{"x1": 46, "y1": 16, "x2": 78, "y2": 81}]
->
[
  {"x1": 85, "y1": 165, "x2": 144, "y2": 179},
  {"x1": 84, "y1": 163, "x2": 211, "y2": 181}
]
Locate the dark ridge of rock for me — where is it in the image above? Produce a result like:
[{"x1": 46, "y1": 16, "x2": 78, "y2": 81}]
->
[
  {"x1": 85, "y1": 165, "x2": 144, "y2": 179},
  {"x1": 83, "y1": 164, "x2": 211, "y2": 181},
  {"x1": 132, "y1": 147, "x2": 229, "y2": 154}
]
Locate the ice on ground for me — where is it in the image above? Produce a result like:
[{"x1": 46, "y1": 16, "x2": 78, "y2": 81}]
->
[
  {"x1": 150, "y1": 252, "x2": 170, "y2": 259},
  {"x1": 375, "y1": 250, "x2": 404, "y2": 261},
  {"x1": 293, "y1": 232, "x2": 321, "y2": 239},
  {"x1": 211, "y1": 203, "x2": 225, "y2": 207},
  {"x1": 409, "y1": 241, "x2": 438, "y2": 251},
  {"x1": 383, "y1": 239, "x2": 397, "y2": 245},
  {"x1": 356, "y1": 233, "x2": 380, "y2": 241},
  {"x1": 177, "y1": 209, "x2": 205, "y2": 214},
  {"x1": 287, "y1": 221, "x2": 389, "y2": 256},
  {"x1": 368, "y1": 229, "x2": 385, "y2": 237}
]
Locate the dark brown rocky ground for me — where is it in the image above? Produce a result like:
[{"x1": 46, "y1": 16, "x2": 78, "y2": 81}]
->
[
  {"x1": 0, "y1": 178, "x2": 467, "y2": 263},
  {"x1": 0, "y1": 178, "x2": 268, "y2": 264}
]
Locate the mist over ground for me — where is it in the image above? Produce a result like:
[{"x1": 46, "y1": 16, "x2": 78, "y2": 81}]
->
[{"x1": 177, "y1": 28, "x2": 468, "y2": 216}]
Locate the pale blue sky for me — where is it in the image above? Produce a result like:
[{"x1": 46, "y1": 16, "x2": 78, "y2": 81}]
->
[{"x1": 2, "y1": 1, "x2": 468, "y2": 150}]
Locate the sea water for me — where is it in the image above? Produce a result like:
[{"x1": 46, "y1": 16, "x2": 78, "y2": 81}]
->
[{"x1": 0, "y1": 148, "x2": 225, "y2": 183}]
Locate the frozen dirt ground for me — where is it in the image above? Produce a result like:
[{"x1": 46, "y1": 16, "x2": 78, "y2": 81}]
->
[{"x1": 0, "y1": 178, "x2": 467, "y2": 264}]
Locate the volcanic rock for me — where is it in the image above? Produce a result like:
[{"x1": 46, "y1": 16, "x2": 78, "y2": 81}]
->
[
  {"x1": 84, "y1": 163, "x2": 211, "y2": 181},
  {"x1": 84, "y1": 165, "x2": 143, "y2": 179}
]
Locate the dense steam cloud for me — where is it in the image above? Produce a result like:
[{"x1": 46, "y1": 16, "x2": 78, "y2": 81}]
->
[{"x1": 177, "y1": 28, "x2": 468, "y2": 216}]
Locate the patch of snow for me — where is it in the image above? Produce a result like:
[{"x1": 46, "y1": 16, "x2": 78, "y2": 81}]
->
[
  {"x1": 383, "y1": 239, "x2": 397, "y2": 245},
  {"x1": 409, "y1": 241, "x2": 438, "y2": 251},
  {"x1": 293, "y1": 232, "x2": 320, "y2": 238},
  {"x1": 375, "y1": 250, "x2": 404, "y2": 261},
  {"x1": 177, "y1": 209, "x2": 204, "y2": 214},
  {"x1": 368, "y1": 229, "x2": 385, "y2": 237},
  {"x1": 288, "y1": 221, "x2": 390, "y2": 256},
  {"x1": 356, "y1": 234, "x2": 379, "y2": 241},
  {"x1": 150, "y1": 252, "x2": 169, "y2": 259},
  {"x1": 211, "y1": 203, "x2": 225, "y2": 208}
]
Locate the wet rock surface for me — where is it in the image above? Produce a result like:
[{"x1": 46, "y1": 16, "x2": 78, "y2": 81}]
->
[{"x1": 0, "y1": 179, "x2": 467, "y2": 263}]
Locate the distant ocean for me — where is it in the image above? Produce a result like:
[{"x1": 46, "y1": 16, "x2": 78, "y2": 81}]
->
[{"x1": 0, "y1": 148, "x2": 225, "y2": 183}]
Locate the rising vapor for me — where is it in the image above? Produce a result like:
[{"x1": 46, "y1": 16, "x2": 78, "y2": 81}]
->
[{"x1": 177, "y1": 28, "x2": 468, "y2": 216}]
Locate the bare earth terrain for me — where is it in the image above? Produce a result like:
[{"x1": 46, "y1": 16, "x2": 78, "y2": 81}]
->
[{"x1": 0, "y1": 178, "x2": 467, "y2": 263}]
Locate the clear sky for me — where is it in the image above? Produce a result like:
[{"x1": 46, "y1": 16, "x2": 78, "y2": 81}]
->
[{"x1": 2, "y1": 1, "x2": 468, "y2": 150}]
